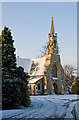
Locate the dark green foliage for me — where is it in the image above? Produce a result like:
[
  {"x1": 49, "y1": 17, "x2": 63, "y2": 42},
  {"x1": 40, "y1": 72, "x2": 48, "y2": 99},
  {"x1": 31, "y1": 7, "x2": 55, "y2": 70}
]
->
[
  {"x1": 2, "y1": 80, "x2": 21, "y2": 109},
  {"x1": 15, "y1": 66, "x2": 30, "y2": 107},
  {"x1": 71, "y1": 77, "x2": 79, "y2": 94},
  {"x1": 16, "y1": 66, "x2": 28, "y2": 83},
  {"x1": 2, "y1": 80, "x2": 30, "y2": 109},
  {"x1": 2, "y1": 26, "x2": 30, "y2": 109},
  {"x1": 2, "y1": 26, "x2": 16, "y2": 81}
]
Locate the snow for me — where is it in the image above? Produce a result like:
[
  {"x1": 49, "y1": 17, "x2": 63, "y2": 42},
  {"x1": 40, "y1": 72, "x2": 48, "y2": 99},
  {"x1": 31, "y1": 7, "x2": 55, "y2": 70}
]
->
[
  {"x1": 62, "y1": 84, "x2": 64, "y2": 89},
  {"x1": 29, "y1": 77, "x2": 43, "y2": 84},
  {"x1": 52, "y1": 77, "x2": 58, "y2": 80},
  {"x1": 75, "y1": 100, "x2": 79, "y2": 119},
  {"x1": 1, "y1": 95, "x2": 79, "y2": 119},
  {"x1": 16, "y1": 57, "x2": 32, "y2": 74},
  {"x1": 0, "y1": 111, "x2": 2, "y2": 120},
  {"x1": 16, "y1": 56, "x2": 46, "y2": 76},
  {"x1": 30, "y1": 56, "x2": 46, "y2": 76}
]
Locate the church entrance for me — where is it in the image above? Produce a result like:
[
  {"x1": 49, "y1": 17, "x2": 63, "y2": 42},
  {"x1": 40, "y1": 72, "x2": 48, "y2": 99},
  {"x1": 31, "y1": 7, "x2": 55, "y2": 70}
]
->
[{"x1": 53, "y1": 82, "x2": 58, "y2": 94}]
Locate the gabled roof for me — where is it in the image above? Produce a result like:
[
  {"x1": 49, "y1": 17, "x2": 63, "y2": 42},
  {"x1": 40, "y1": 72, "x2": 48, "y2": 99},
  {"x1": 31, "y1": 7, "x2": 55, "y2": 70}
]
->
[
  {"x1": 16, "y1": 57, "x2": 32, "y2": 74},
  {"x1": 30, "y1": 56, "x2": 46, "y2": 76},
  {"x1": 16, "y1": 56, "x2": 46, "y2": 76}
]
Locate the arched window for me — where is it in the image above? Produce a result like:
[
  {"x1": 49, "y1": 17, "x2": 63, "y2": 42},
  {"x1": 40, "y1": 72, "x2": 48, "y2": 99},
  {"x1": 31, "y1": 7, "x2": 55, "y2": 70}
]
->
[
  {"x1": 52, "y1": 64, "x2": 57, "y2": 77},
  {"x1": 38, "y1": 83, "x2": 40, "y2": 90}
]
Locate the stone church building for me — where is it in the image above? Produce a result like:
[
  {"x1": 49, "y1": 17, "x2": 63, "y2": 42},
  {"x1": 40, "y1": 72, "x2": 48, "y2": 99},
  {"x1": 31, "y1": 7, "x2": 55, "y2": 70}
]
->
[{"x1": 17, "y1": 18, "x2": 69, "y2": 95}]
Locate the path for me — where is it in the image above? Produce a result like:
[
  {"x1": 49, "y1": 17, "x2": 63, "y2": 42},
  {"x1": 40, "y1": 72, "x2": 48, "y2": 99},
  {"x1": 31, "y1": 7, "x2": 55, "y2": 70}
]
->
[{"x1": 1, "y1": 95, "x2": 79, "y2": 120}]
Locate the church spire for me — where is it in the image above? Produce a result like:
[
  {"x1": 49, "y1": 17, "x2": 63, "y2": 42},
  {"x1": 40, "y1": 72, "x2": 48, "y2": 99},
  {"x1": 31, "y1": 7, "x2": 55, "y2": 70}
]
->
[
  {"x1": 47, "y1": 17, "x2": 59, "y2": 55},
  {"x1": 50, "y1": 17, "x2": 54, "y2": 35}
]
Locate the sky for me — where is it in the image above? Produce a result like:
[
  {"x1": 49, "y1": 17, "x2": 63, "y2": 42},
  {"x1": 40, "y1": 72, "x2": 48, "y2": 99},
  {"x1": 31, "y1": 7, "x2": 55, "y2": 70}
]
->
[{"x1": 2, "y1": 2, "x2": 77, "y2": 68}]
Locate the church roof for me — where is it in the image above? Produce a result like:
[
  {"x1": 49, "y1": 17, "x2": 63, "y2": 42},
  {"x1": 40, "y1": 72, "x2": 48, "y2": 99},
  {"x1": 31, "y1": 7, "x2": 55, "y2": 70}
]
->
[
  {"x1": 29, "y1": 77, "x2": 43, "y2": 84},
  {"x1": 30, "y1": 56, "x2": 46, "y2": 76},
  {"x1": 16, "y1": 57, "x2": 32, "y2": 74},
  {"x1": 16, "y1": 56, "x2": 46, "y2": 76}
]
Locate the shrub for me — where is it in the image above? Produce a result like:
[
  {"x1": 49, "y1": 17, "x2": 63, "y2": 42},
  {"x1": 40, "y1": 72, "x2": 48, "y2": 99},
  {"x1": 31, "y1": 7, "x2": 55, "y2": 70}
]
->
[{"x1": 71, "y1": 77, "x2": 79, "y2": 94}]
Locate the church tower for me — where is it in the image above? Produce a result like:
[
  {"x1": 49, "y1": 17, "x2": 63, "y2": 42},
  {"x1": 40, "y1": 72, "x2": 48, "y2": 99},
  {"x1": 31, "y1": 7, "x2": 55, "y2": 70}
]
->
[
  {"x1": 45, "y1": 17, "x2": 59, "y2": 68},
  {"x1": 44, "y1": 17, "x2": 62, "y2": 94},
  {"x1": 47, "y1": 17, "x2": 58, "y2": 55}
]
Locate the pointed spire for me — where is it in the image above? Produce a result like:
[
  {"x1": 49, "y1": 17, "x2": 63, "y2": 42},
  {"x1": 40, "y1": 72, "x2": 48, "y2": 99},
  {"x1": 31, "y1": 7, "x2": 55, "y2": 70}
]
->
[{"x1": 50, "y1": 17, "x2": 54, "y2": 35}]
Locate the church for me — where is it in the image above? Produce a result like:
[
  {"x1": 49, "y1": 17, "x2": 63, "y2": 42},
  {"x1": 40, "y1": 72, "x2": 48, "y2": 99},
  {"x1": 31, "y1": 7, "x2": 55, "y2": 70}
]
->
[{"x1": 17, "y1": 17, "x2": 69, "y2": 95}]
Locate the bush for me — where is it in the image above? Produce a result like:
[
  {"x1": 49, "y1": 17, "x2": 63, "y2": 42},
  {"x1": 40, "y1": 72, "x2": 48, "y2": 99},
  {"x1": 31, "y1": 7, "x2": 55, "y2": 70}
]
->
[
  {"x1": 2, "y1": 80, "x2": 30, "y2": 110},
  {"x1": 71, "y1": 77, "x2": 79, "y2": 94},
  {"x1": 2, "y1": 80, "x2": 21, "y2": 109}
]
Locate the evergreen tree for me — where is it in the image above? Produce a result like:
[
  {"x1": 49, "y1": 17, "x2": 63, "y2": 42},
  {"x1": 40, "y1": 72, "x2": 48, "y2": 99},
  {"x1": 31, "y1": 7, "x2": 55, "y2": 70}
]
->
[
  {"x1": 16, "y1": 66, "x2": 30, "y2": 106},
  {"x1": 2, "y1": 26, "x2": 16, "y2": 81},
  {"x1": 2, "y1": 26, "x2": 30, "y2": 109}
]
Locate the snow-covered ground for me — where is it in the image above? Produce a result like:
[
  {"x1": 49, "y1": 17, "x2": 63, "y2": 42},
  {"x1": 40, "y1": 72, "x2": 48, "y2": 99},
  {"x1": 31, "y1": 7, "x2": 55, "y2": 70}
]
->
[{"x1": 1, "y1": 95, "x2": 79, "y2": 120}]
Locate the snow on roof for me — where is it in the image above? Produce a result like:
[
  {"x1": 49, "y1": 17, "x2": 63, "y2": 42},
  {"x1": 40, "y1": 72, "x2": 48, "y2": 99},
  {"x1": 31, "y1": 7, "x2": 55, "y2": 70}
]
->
[
  {"x1": 30, "y1": 56, "x2": 46, "y2": 76},
  {"x1": 29, "y1": 77, "x2": 43, "y2": 84},
  {"x1": 52, "y1": 77, "x2": 58, "y2": 80},
  {"x1": 16, "y1": 57, "x2": 32, "y2": 74},
  {"x1": 16, "y1": 56, "x2": 46, "y2": 76}
]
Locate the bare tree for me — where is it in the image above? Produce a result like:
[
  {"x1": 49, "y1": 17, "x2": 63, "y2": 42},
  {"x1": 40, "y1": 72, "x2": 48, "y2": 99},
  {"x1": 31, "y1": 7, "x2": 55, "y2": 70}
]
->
[
  {"x1": 39, "y1": 42, "x2": 48, "y2": 57},
  {"x1": 39, "y1": 41, "x2": 60, "y2": 57},
  {"x1": 63, "y1": 64, "x2": 74, "y2": 78},
  {"x1": 63, "y1": 64, "x2": 75, "y2": 86}
]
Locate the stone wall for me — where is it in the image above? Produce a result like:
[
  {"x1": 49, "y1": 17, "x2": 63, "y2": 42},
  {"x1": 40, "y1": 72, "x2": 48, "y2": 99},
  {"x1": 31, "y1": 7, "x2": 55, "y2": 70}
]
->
[{"x1": 45, "y1": 53, "x2": 69, "y2": 94}]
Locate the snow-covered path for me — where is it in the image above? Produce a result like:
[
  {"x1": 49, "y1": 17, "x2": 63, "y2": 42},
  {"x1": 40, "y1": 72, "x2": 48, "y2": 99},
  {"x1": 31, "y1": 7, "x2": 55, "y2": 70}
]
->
[{"x1": 1, "y1": 95, "x2": 79, "y2": 120}]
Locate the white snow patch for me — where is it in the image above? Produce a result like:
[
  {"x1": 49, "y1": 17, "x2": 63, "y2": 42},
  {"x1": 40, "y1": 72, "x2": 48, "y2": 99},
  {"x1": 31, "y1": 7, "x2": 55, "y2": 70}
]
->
[
  {"x1": 16, "y1": 56, "x2": 46, "y2": 76},
  {"x1": 1, "y1": 95, "x2": 79, "y2": 119},
  {"x1": 29, "y1": 77, "x2": 43, "y2": 84},
  {"x1": 62, "y1": 84, "x2": 64, "y2": 89},
  {"x1": 52, "y1": 77, "x2": 58, "y2": 80},
  {"x1": 75, "y1": 101, "x2": 79, "y2": 120},
  {"x1": 0, "y1": 111, "x2": 2, "y2": 120},
  {"x1": 16, "y1": 57, "x2": 32, "y2": 73},
  {"x1": 30, "y1": 56, "x2": 46, "y2": 76}
]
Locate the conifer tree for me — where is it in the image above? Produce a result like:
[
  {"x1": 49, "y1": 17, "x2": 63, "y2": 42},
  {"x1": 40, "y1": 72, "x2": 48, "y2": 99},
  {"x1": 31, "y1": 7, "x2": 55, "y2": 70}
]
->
[
  {"x1": 2, "y1": 26, "x2": 16, "y2": 81},
  {"x1": 2, "y1": 26, "x2": 30, "y2": 109},
  {"x1": 2, "y1": 26, "x2": 19, "y2": 109},
  {"x1": 16, "y1": 66, "x2": 30, "y2": 106}
]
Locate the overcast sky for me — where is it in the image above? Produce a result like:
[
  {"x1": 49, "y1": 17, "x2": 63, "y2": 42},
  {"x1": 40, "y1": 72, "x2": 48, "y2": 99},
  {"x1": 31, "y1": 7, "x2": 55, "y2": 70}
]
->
[{"x1": 2, "y1": 2, "x2": 77, "y2": 68}]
